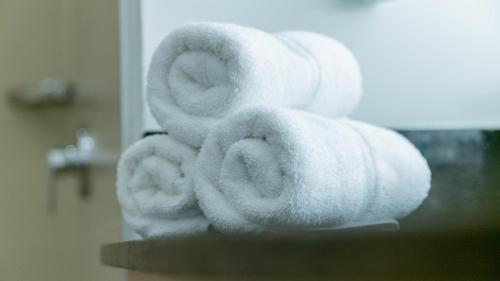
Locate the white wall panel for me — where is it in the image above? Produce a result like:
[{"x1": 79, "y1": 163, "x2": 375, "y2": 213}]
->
[{"x1": 140, "y1": 0, "x2": 500, "y2": 130}]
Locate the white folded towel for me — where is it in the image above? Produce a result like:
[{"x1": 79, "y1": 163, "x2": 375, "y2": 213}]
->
[
  {"x1": 147, "y1": 22, "x2": 362, "y2": 147},
  {"x1": 194, "y1": 106, "x2": 431, "y2": 233},
  {"x1": 117, "y1": 135, "x2": 209, "y2": 238}
]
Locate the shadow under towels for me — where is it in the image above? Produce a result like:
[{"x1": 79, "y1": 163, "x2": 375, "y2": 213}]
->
[
  {"x1": 117, "y1": 135, "x2": 209, "y2": 238},
  {"x1": 194, "y1": 106, "x2": 431, "y2": 233},
  {"x1": 147, "y1": 22, "x2": 362, "y2": 147}
]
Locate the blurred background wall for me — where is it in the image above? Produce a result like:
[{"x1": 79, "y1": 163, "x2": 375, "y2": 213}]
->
[
  {"x1": 0, "y1": 0, "x2": 121, "y2": 280},
  {"x1": 139, "y1": 0, "x2": 500, "y2": 130}
]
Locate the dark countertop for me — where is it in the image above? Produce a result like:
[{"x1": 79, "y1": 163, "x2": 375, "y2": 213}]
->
[
  {"x1": 101, "y1": 228, "x2": 500, "y2": 281},
  {"x1": 105, "y1": 130, "x2": 500, "y2": 280}
]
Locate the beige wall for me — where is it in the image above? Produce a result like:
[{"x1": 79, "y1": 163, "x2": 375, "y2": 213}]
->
[{"x1": 0, "y1": 0, "x2": 122, "y2": 280}]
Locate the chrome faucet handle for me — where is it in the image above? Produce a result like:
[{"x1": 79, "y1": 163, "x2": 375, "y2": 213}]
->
[
  {"x1": 46, "y1": 128, "x2": 95, "y2": 214},
  {"x1": 76, "y1": 128, "x2": 95, "y2": 154}
]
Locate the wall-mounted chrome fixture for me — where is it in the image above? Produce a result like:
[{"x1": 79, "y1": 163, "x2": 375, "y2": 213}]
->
[
  {"x1": 336, "y1": 0, "x2": 394, "y2": 9},
  {"x1": 46, "y1": 128, "x2": 95, "y2": 213},
  {"x1": 7, "y1": 78, "x2": 75, "y2": 108}
]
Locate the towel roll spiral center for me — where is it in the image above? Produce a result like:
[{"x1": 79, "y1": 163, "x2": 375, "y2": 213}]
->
[
  {"x1": 217, "y1": 137, "x2": 291, "y2": 223},
  {"x1": 168, "y1": 51, "x2": 235, "y2": 116}
]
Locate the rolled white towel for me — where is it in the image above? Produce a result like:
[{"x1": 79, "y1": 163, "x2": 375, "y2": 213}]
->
[
  {"x1": 147, "y1": 22, "x2": 362, "y2": 147},
  {"x1": 194, "y1": 106, "x2": 431, "y2": 233},
  {"x1": 117, "y1": 135, "x2": 209, "y2": 238}
]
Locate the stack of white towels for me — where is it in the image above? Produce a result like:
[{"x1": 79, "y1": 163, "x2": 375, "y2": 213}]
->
[{"x1": 117, "y1": 22, "x2": 431, "y2": 238}]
